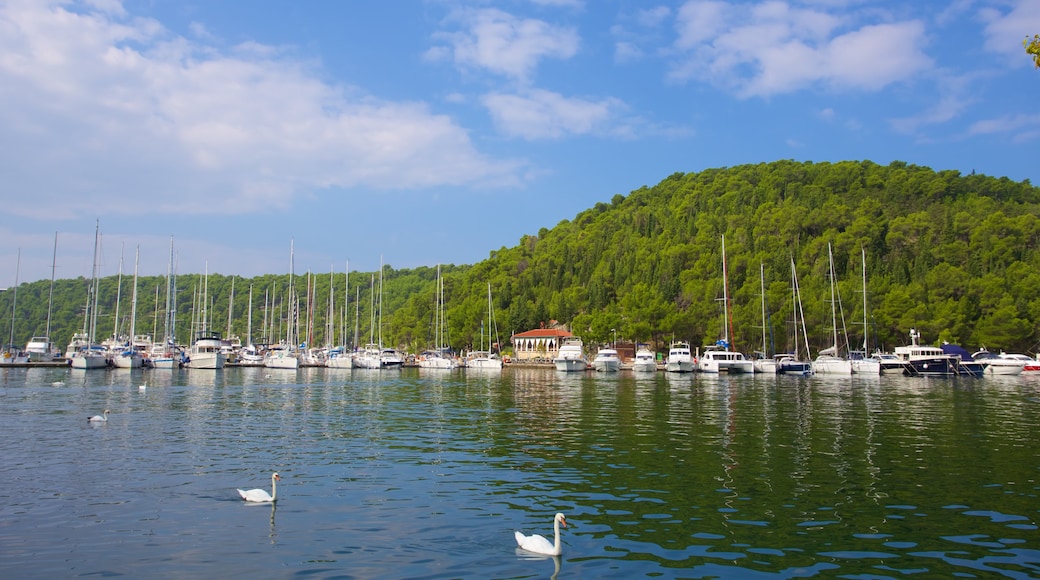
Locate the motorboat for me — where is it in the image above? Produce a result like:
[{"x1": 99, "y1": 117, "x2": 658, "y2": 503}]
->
[
  {"x1": 971, "y1": 348, "x2": 1025, "y2": 376},
  {"x1": 632, "y1": 346, "x2": 657, "y2": 372},
  {"x1": 698, "y1": 342, "x2": 754, "y2": 374},
  {"x1": 892, "y1": 329, "x2": 966, "y2": 376},
  {"x1": 554, "y1": 338, "x2": 586, "y2": 371},
  {"x1": 184, "y1": 330, "x2": 227, "y2": 369},
  {"x1": 665, "y1": 341, "x2": 694, "y2": 373},
  {"x1": 592, "y1": 347, "x2": 621, "y2": 372},
  {"x1": 464, "y1": 350, "x2": 502, "y2": 369}
]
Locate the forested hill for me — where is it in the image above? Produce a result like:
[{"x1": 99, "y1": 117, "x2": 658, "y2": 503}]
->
[
  {"x1": 3, "y1": 159, "x2": 1040, "y2": 356},
  {"x1": 459, "y1": 159, "x2": 1040, "y2": 355}
]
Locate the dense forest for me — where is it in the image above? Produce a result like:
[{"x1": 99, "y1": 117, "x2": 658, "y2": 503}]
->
[{"x1": 3, "y1": 159, "x2": 1040, "y2": 357}]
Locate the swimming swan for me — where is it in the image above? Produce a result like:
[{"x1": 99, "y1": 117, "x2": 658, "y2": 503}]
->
[
  {"x1": 87, "y1": 410, "x2": 110, "y2": 422},
  {"x1": 238, "y1": 472, "x2": 280, "y2": 502},
  {"x1": 515, "y1": 512, "x2": 567, "y2": 555}
]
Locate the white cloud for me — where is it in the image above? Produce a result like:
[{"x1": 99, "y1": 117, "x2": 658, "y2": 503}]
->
[
  {"x1": 428, "y1": 8, "x2": 579, "y2": 83},
  {"x1": 968, "y1": 113, "x2": 1040, "y2": 142},
  {"x1": 482, "y1": 89, "x2": 626, "y2": 140},
  {"x1": 0, "y1": 1, "x2": 523, "y2": 220},
  {"x1": 669, "y1": 0, "x2": 931, "y2": 97},
  {"x1": 978, "y1": 0, "x2": 1040, "y2": 63}
]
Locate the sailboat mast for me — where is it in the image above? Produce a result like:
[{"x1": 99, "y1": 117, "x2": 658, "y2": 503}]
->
[
  {"x1": 89, "y1": 223, "x2": 101, "y2": 344},
  {"x1": 129, "y1": 245, "x2": 139, "y2": 341},
  {"x1": 827, "y1": 243, "x2": 839, "y2": 352},
  {"x1": 247, "y1": 284, "x2": 253, "y2": 346},
  {"x1": 226, "y1": 277, "x2": 235, "y2": 340},
  {"x1": 113, "y1": 245, "x2": 124, "y2": 342},
  {"x1": 46, "y1": 233, "x2": 57, "y2": 342},
  {"x1": 721, "y1": 234, "x2": 734, "y2": 348},
  {"x1": 760, "y1": 263, "x2": 767, "y2": 356},
  {"x1": 861, "y1": 247, "x2": 869, "y2": 353},
  {"x1": 8, "y1": 248, "x2": 19, "y2": 348}
]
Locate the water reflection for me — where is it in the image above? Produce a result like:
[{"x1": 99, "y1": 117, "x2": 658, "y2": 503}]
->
[{"x1": 1, "y1": 366, "x2": 1039, "y2": 577}]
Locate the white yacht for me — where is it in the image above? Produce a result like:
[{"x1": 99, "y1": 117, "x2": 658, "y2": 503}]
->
[
  {"x1": 325, "y1": 347, "x2": 355, "y2": 369},
  {"x1": 554, "y1": 338, "x2": 586, "y2": 372},
  {"x1": 632, "y1": 346, "x2": 657, "y2": 372},
  {"x1": 972, "y1": 349, "x2": 1025, "y2": 375},
  {"x1": 665, "y1": 341, "x2": 694, "y2": 373},
  {"x1": 184, "y1": 330, "x2": 227, "y2": 369},
  {"x1": 24, "y1": 336, "x2": 60, "y2": 363},
  {"x1": 698, "y1": 343, "x2": 754, "y2": 374},
  {"x1": 464, "y1": 350, "x2": 502, "y2": 370},
  {"x1": 592, "y1": 347, "x2": 621, "y2": 372},
  {"x1": 264, "y1": 343, "x2": 300, "y2": 369}
]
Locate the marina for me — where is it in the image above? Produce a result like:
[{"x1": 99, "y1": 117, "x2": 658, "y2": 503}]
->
[{"x1": 2, "y1": 365, "x2": 1039, "y2": 577}]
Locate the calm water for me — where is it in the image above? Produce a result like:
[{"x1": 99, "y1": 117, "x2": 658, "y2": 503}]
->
[{"x1": 2, "y1": 366, "x2": 1040, "y2": 579}]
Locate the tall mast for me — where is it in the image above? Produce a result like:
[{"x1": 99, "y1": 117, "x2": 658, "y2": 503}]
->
[
  {"x1": 88, "y1": 221, "x2": 101, "y2": 344},
  {"x1": 760, "y1": 263, "x2": 767, "y2": 356},
  {"x1": 8, "y1": 248, "x2": 19, "y2": 348},
  {"x1": 113, "y1": 244, "x2": 124, "y2": 342},
  {"x1": 721, "y1": 234, "x2": 733, "y2": 348},
  {"x1": 247, "y1": 284, "x2": 253, "y2": 346},
  {"x1": 860, "y1": 247, "x2": 869, "y2": 353},
  {"x1": 45, "y1": 232, "x2": 57, "y2": 342},
  {"x1": 129, "y1": 245, "x2": 139, "y2": 342},
  {"x1": 827, "y1": 243, "x2": 839, "y2": 353},
  {"x1": 226, "y1": 277, "x2": 235, "y2": 340}
]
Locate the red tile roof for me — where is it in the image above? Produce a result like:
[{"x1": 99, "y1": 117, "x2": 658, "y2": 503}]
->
[{"x1": 511, "y1": 328, "x2": 573, "y2": 339}]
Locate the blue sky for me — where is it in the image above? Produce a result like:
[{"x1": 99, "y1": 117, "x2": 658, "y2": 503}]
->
[{"x1": 2, "y1": 0, "x2": 1039, "y2": 285}]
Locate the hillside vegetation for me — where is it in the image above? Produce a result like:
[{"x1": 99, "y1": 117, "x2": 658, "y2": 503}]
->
[{"x1": 3, "y1": 160, "x2": 1039, "y2": 356}]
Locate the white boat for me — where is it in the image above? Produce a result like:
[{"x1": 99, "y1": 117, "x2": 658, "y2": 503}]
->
[
  {"x1": 465, "y1": 281, "x2": 502, "y2": 370},
  {"x1": 418, "y1": 265, "x2": 458, "y2": 370},
  {"x1": 265, "y1": 241, "x2": 301, "y2": 370},
  {"x1": 778, "y1": 259, "x2": 814, "y2": 375},
  {"x1": 69, "y1": 221, "x2": 107, "y2": 370},
  {"x1": 112, "y1": 246, "x2": 144, "y2": 369},
  {"x1": 753, "y1": 264, "x2": 777, "y2": 373},
  {"x1": 25, "y1": 233, "x2": 60, "y2": 363},
  {"x1": 554, "y1": 337, "x2": 586, "y2": 371},
  {"x1": 632, "y1": 346, "x2": 657, "y2": 372},
  {"x1": 700, "y1": 236, "x2": 752, "y2": 374},
  {"x1": 972, "y1": 349, "x2": 1025, "y2": 375},
  {"x1": 150, "y1": 236, "x2": 180, "y2": 369},
  {"x1": 752, "y1": 354, "x2": 777, "y2": 374},
  {"x1": 999, "y1": 353, "x2": 1040, "y2": 374},
  {"x1": 185, "y1": 330, "x2": 227, "y2": 369},
  {"x1": 665, "y1": 341, "x2": 694, "y2": 373},
  {"x1": 465, "y1": 350, "x2": 502, "y2": 369},
  {"x1": 325, "y1": 346, "x2": 355, "y2": 369},
  {"x1": 379, "y1": 347, "x2": 404, "y2": 369},
  {"x1": 813, "y1": 243, "x2": 853, "y2": 375},
  {"x1": 70, "y1": 345, "x2": 108, "y2": 369},
  {"x1": 592, "y1": 347, "x2": 621, "y2": 372},
  {"x1": 237, "y1": 343, "x2": 266, "y2": 367},
  {"x1": 851, "y1": 248, "x2": 880, "y2": 375},
  {"x1": 1, "y1": 250, "x2": 28, "y2": 366},
  {"x1": 264, "y1": 344, "x2": 300, "y2": 369},
  {"x1": 813, "y1": 346, "x2": 853, "y2": 375},
  {"x1": 24, "y1": 336, "x2": 59, "y2": 363},
  {"x1": 698, "y1": 343, "x2": 754, "y2": 374},
  {"x1": 419, "y1": 350, "x2": 458, "y2": 369},
  {"x1": 353, "y1": 344, "x2": 383, "y2": 369}
]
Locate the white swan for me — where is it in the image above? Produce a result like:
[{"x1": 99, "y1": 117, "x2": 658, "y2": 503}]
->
[
  {"x1": 87, "y1": 409, "x2": 110, "y2": 422},
  {"x1": 238, "y1": 472, "x2": 280, "y2": 502},
  {"x1": 515, "y1": 512, "x2": 567, "y2": 555}
]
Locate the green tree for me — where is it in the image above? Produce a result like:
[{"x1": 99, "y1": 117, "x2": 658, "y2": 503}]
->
[{"x1": 1026, "y1": 34, "x2": 1040, "y2": 68}]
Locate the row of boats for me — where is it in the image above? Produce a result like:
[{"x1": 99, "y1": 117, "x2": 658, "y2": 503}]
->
[
  {"x1": 0, "y1": 330, "x2": 506, "y2": 371},
  {"x1": 550, "y1": 330, "x2": 1040, "y2": 377}
]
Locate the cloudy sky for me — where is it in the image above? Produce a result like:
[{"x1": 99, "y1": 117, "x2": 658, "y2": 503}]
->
[{"x1": 2, "y1": 0, "x2": 1038, "y2": 285}]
